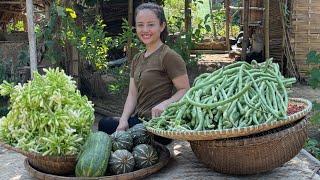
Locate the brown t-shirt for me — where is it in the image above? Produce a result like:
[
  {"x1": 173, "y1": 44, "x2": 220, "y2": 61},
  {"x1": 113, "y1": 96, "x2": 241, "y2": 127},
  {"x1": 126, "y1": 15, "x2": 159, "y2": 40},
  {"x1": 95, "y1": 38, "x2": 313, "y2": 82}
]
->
[{"x1": 130, "y1": 44, "x2": 187, "y2": 119}]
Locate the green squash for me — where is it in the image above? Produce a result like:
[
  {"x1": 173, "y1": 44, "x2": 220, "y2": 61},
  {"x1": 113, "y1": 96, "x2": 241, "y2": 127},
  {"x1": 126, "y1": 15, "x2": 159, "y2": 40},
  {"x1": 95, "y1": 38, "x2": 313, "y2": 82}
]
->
[
  {"x1": 111, "y1": 131, "x2": 133, "y2": 151},
  {"x1": 75, "y1": 131, "x2": 112, "y2": 177},
  {"x1": 128, "y1": 123, "x2": 153, "y2": 146},
  {"x1": 109, "y1": 149, "x2": 135, "y2": 175},
  {"x1": 132, "y1": 144, "x2": 158, "y2": 169}
]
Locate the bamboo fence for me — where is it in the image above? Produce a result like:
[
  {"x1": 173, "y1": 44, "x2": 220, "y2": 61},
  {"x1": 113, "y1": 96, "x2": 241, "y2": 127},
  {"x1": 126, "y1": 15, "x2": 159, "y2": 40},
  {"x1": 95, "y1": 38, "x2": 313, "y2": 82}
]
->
[{"x1": 291, "y1": 0, "x2": 320, "y2": 78}]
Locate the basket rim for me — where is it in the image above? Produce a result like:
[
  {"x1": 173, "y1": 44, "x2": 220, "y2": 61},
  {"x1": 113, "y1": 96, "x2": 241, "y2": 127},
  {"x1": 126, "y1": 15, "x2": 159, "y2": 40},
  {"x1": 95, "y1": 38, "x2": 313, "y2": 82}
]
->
[
  {"x1": 24, "y1": 141, "x2": 171, "y2": 180},
  {"x1": 146, "y1": 97, "x2": 312, "y2": 140},
  {"x1": 0, "y1": 142, "x2": 77, "y2": 161},
  {"x1": 189, "y1": 117, "x2": 308, "y2": 146}
]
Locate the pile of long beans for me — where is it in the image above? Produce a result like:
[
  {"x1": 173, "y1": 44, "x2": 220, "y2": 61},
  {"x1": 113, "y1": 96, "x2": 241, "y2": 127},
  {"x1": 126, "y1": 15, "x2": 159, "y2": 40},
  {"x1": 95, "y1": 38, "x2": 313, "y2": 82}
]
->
[{"x1": 144, "y1": 59, "x2": 296, "y2": 131}]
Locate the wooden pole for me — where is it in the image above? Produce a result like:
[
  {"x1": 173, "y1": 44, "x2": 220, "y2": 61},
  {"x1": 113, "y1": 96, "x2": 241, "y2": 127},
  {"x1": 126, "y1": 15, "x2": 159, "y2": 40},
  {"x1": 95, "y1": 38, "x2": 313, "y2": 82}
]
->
[
  {"x1": 225, "y1": 0, "x2": 230, "y2": 50},
  {"x1": 185, "y1": 0, "x2": 191, "y2": 33},
  {"x1": 264, "y1": 0, "x2": 270, "y2": 59},
  {"x1": 185, "y1": 0, "x2": 191, "y2": 57},
  {"x1": 241, "y1": 0, "x2": 249, "y2": 61},
  {"x1": 26, "y1": 0, "x2": 37, "y2": 79},
  {"x1": 23, "y1": 14, "x2": 28, "y2": 32},
  {"x1": 72, "y1": 47, "x2": 80, "y2": 88},
  {"x1": 127, "y1": 0, "x2": 133, "y2": 64}
]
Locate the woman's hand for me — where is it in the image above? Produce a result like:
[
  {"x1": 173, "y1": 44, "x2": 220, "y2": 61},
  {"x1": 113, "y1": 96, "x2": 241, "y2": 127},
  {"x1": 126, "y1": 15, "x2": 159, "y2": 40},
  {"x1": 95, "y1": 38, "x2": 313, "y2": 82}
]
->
[
  {"x1": 151, "y1": 100, "x2": 170, "y2": 118},
  {"x1": 116, "y1": 118, "x2": 129, "y2": 131}
]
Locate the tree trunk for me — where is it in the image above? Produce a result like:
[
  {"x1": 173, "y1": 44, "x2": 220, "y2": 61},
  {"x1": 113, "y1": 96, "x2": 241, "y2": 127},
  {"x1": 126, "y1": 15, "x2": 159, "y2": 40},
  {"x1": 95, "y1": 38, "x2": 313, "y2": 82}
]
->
[{"x1": 26, "y1": 0, "x2": 37, "y2": 79}]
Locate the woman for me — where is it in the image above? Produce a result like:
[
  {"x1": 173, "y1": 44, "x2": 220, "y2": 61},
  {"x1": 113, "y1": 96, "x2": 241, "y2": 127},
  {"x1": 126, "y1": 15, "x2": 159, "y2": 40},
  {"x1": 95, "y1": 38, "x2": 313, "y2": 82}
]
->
[{"x1": 98, "y1": 2, "x2": 190, "y2": 145}]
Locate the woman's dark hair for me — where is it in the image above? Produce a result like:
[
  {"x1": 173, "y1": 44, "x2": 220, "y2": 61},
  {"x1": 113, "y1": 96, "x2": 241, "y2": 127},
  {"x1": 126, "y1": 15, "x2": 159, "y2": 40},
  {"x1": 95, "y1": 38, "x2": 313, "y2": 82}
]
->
[{"x1": 135, "y1": 2, "x2": 168, "y2": 43}]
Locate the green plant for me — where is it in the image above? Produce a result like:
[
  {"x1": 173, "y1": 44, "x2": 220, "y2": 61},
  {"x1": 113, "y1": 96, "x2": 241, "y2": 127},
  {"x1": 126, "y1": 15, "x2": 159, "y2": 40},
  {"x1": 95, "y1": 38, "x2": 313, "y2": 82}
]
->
[
  {"x1": 36, "y1": 4, "x2": 111, "y2": 70},
  {"x1": 0, "y1": 52, "x2": 28, "y2": 84},
  {"x1": 6, "y1": 20, "x2": 25, "y2": 32},
  {"x1": 304, "y1": 138, "x2": 320, "y2": 160},
  {"x1": 0, "y1": 68, "x2": 95, "y2": 156},
  {"x1": 0, "y1": 58, "x2": 11, "y2": 83},
  {"x1": 306, "y1": 50, "x2": 320, "y2": 124},
  {"x1": 106, "y1": 65, "x2": 130, "y2": 95},
  {"x1": 110, "y1": 19, "x2": 144, "y2": 52},
  {"x1": 303, "y1": 50, "x2": 320, "y2": 160}
]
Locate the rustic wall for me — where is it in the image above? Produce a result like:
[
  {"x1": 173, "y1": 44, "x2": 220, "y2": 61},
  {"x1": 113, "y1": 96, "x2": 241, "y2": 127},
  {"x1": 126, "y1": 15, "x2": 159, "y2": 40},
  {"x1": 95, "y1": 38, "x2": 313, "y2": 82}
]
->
[{"x1": 292, "y1": 0, "x2": 320, "y2": 78}]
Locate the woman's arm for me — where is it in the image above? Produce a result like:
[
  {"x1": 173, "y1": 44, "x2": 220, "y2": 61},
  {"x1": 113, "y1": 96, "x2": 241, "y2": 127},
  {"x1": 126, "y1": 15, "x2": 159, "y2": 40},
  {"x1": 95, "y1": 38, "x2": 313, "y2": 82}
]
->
[
  {"x1": 151, "y1": 74, "x2": 190, "y2": 118},
  {"x1": 117, "y1": 78, "x2": 138, "y2": 130}
]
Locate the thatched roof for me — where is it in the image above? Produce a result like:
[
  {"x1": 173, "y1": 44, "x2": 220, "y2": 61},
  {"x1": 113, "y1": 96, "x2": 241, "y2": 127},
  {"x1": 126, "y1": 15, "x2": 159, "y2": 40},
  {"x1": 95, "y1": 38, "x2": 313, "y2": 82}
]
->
[{"x1": 0, "y1": 0, "x2": 50, "y2": 31}]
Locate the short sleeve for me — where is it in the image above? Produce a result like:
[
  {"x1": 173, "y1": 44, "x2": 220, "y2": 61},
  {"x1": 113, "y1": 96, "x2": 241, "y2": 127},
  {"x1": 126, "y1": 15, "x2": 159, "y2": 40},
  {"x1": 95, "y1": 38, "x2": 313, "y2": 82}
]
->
[
  {"x1": 130, "y1": 53, "x2": 142, "y2": 78},
  {"x1": 163, "y1": 51, "x2": 187, "y2": 80}
]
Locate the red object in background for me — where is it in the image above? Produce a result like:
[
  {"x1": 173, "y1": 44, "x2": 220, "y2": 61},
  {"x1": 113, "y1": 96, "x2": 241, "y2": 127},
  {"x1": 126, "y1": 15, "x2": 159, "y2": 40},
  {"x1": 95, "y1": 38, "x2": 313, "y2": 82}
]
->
[{"x1": 287, "y1": 104, "x2": 305, "y2": 116}]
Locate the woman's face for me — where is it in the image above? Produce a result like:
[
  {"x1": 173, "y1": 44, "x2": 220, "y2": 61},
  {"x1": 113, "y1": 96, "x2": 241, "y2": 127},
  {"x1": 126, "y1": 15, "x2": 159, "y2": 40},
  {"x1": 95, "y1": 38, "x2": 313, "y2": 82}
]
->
[{"x1": 135, "y1": 9, "x2": 165, "y2": 47}]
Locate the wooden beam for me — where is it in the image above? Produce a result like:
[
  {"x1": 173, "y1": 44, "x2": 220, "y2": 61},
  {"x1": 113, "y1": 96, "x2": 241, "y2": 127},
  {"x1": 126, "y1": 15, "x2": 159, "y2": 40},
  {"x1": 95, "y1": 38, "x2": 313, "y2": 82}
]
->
[
  {"x1": 0, "y1": 1, "x2": 45, "y2": 4},
  {"x1": 0, "y1": 9, "x2": 23, "y2": 14},
  {"x1": 127, "y1": 0, "x2": 133, "y2": 64},
  {"x1": 241, "y1": 0, "x2": 249, "y2": 61},
  {"x1": 26, "y1": 0, "x2": 37, "y2": 79},
  {"x1": 264, "y1": 0, "x2": 270, "y2": 59},
  {"x1": 229, "y1": 6, "x2": 264, "y2": 10},
  {"x1": 225, "y1": 0, "x2": 230, "y2": 50}
]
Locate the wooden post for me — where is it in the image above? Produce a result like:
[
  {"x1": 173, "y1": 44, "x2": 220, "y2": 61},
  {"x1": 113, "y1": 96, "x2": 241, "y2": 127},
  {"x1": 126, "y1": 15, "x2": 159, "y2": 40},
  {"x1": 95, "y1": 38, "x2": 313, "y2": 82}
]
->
[
  {"x1": 26, "y1": 0, "x2": 37, "y2": 79},
  {"x1": 126, "y1": 0, "x2": 133, "y2": 64},
  {"x1": 45, "y1": 5, "x2": 49, "y2": 20},
  {"x1": 264, "y1": 0, "x2": 270, "y2": 59},
  {"x1": 225, "y1": 0, "x2": 230, "y2": 50},
  {"x1": 22, "y1": 15, "x2": 28, "y2": 32},
  {"x1": 185, "y1": 0, "x2": 191, "y2": 32},
  {"x1": 185, "y1": 0, "x2": 191, "y2": 57},
  {"x1": 241, "y1": 0, "x2": 249, "y2": 61},
  {"x1": 72, "y1": 47, "x2": 80, "y2": 88}
]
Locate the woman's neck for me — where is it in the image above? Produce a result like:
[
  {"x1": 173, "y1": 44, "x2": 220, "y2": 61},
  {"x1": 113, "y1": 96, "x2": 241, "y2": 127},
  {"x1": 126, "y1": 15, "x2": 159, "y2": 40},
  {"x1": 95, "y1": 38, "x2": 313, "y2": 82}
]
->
[{"x1": 145, "y1": 41, "x2": 163, "y2": 57}]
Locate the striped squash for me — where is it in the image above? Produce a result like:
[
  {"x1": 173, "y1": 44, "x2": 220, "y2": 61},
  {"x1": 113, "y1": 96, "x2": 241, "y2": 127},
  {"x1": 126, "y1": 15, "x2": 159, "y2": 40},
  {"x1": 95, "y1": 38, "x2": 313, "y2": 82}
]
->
[
  {"x1": 75, "y1": 131, "x2": 112, "y2": 177},
  {"x1": 128, "y1": 123, "x2": 153, "y2": 146},
  {"x1": 109, "y1": 149, "x2": 135, "y2": 175},
  {"x1": 111, "y1": 131, "x2": 133, "y2": 151},
  {"x1": 132, "y1": 144, "x2": 159, "y2": 169}
]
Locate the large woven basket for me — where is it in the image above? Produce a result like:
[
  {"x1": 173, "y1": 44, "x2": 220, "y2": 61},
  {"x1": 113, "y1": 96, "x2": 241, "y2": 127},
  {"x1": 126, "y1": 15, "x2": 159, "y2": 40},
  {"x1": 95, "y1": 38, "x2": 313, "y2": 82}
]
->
[
  {"x1": 146, "y1": 98, "x2": 312, "y2": 140},
  {"x1": 189, "y1": 117, "x2": 309, "y2": 175},
  {"x1": 0, "y1": 142, "x2": 76, "y2": 175},
  {"x1": 24, "y1": 141, "x2": 170, "y2": 180}
]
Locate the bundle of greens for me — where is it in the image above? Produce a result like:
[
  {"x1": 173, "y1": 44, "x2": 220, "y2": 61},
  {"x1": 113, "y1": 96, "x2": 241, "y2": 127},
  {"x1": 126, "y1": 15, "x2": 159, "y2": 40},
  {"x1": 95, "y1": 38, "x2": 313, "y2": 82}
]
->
[{"x1": 0, "y1": 68, "x2": 94, "y2": 156}]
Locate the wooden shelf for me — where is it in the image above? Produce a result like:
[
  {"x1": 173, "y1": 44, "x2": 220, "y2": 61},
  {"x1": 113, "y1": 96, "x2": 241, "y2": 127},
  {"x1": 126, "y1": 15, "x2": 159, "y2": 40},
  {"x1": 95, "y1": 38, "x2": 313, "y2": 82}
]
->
[{"x1": 229, "y1": 6, "x2": 265, "y2": 11}]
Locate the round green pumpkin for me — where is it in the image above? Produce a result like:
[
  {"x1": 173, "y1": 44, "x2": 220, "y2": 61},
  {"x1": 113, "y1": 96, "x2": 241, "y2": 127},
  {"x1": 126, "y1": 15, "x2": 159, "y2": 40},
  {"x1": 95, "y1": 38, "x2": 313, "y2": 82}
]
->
[
  {"x1": 110, "y1": 131, "x2": 133, "y2": 151},
  {"x1": 132, "y1": 144, "x2": 159, "y2": 169},
  {"x1": 128, "y1": 123, "x2": 153, "y2": 146},
  {"x1": 109, "y1": 149, "x2": 135, "y2": 175}
]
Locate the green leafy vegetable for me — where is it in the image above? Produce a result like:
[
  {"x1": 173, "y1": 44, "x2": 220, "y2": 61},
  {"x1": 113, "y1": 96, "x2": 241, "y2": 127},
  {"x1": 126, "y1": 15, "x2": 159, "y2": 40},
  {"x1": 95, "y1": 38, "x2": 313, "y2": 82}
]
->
[{"x1": 0, "y1": 68, "x2": 94, "y2": 156}]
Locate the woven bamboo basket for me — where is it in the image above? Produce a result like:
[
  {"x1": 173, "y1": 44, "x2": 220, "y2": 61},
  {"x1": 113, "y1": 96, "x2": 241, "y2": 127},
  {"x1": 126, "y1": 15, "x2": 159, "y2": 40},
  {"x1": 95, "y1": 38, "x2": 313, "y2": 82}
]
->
[
  {"x1": 146, "y1": 98, "x2": 312, "y2": 140},
  {"x1": 0, "y1": 142, "x2": 77, "y2": 175},
  {"x1": 189, "y1": 117, "x2": 309, "y2": 175},
  {"x1": 24, "y1": 141, "x2": 170, "y2": 180}
]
